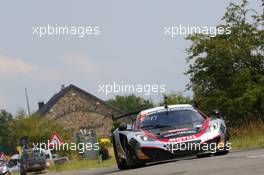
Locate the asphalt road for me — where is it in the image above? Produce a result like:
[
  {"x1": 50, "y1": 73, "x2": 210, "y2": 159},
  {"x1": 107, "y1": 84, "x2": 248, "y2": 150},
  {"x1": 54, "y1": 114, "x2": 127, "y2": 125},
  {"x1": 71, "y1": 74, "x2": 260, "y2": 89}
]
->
[{"x1": 48, "y1": 148, "x2": 264, "y2": 175}]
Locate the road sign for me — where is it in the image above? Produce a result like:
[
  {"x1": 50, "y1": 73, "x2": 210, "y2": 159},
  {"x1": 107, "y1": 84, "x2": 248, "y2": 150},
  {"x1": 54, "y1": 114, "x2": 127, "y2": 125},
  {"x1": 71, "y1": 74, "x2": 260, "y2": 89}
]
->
[
  {"x1": 76, "y1": 129, "x2": 98, "y2": 159},
  {"x1": 49, "y1": 131, "x2": 64, "y2": 146}
]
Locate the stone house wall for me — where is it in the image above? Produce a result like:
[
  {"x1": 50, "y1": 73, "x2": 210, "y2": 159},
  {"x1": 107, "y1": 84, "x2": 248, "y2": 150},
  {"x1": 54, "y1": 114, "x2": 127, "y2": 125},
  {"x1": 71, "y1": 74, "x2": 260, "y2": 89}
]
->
[{"x1": 43, "y1": 88, "x2": 119, "y2": 138}]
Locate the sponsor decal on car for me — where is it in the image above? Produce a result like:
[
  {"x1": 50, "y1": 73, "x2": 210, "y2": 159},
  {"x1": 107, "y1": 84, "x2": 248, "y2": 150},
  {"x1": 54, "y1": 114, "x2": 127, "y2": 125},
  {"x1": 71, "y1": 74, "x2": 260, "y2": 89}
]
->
[
  {"x1": 168, "y1": 135, "x2": 197, "y2": 142},
  {"x1": 163, "y1": 130, "x2": 197, "y2": 138},
  {"x1": 167, "y1": 128, "x2": 189, "y2": 133}
]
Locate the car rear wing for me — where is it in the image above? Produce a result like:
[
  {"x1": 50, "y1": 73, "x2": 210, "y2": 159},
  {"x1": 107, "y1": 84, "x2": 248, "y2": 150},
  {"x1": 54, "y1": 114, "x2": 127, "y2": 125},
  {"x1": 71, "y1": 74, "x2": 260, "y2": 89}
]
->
[{"x1": 111, "y1": 111, "x2": 141, "y2": 121}]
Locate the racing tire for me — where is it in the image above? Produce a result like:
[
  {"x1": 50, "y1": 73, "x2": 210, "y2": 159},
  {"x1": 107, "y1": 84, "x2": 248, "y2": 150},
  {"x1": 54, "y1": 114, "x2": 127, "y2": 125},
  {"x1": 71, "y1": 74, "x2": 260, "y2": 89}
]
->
[
  {"x1": 214, "y1": 146, "x2": 230, "y2": 156},
  {"x1": 215, "y1": 150, "x2": 229, "y2": 156},
  {"x1": 123, "y1": 139, "x2": 145, "y2": 169},
  {"x1": 214, "y1": 138, "x2": 230, "y2": 156},
  {"x1": 20, "y1": 168, "x2": 27, "y2": 175},
  {"x1": 113, "y1": 137, "x2": 128, "y2": 170},
  {"x1": 20, "y1": 171, "x2": 27, "y2": 175},
  {"x1": 197, "y1": 153, "x2": 213, "y2": 158}
]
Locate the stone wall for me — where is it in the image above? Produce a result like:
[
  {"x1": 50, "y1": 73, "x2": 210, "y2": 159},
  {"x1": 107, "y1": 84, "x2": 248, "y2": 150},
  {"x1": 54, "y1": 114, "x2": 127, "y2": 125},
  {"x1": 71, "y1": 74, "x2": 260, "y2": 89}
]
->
[{"x1": 44, "y1": 88, "x2": 119, "y2": 137}]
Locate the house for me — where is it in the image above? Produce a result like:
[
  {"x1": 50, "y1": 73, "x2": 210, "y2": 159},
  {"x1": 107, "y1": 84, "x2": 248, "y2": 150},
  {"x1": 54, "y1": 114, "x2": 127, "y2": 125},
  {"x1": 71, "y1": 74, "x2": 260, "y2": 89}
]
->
[{"x1": 37, "y1": 84, "x2": 122, "y2": 137}]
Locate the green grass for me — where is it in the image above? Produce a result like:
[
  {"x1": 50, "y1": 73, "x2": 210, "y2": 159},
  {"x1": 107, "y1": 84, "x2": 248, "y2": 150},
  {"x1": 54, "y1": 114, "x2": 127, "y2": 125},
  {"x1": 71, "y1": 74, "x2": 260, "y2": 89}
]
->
[
  {"x1": 230, "y1": 120, "x2": 264, "y2": 150},
  {"x1": 49, "y1": 158, "x2": 116, "y2": 172},
  {"x1": 48, "y1": 147, "x2": 116, "y2": 172},
  {"x1": 11, "y1": 158, "x2": 116, "y2": 174},
  {"x1": 10, "y1": 158, "x2": 115, "y2": 174},
  {"x1": 12, "y1": 122, "x2": 264, "y2": 174}
]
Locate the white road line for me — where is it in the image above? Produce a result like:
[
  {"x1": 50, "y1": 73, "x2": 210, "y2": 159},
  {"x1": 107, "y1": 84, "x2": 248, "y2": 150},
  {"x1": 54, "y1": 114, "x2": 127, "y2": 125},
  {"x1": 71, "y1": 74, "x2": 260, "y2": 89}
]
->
[{"x1": 247, "y1": 155, "x2": 264, "y2": 158}]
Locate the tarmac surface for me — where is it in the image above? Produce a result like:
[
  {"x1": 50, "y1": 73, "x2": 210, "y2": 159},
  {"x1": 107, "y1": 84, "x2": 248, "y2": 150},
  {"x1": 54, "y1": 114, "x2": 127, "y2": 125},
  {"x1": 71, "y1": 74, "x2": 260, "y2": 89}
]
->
[{"x1": 48, "y1": 148, "x2": 264, "y2": 175}]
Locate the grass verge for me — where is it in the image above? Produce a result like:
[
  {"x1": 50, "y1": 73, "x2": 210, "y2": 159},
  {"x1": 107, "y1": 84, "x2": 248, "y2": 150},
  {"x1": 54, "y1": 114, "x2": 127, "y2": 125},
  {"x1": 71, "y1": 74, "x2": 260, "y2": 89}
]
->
[
  {"x1": 48, "y1": 147, "x2": 116, "y2": 172},
  {"x1": 49, "y1": 158, "x2": 116, "y2": 172},
  {"x1": 230, "y1": 120, "x2": 264, "y2": 150},
  {"x1": 13, "y1": 122, "x2": 264, "y2": 173}
]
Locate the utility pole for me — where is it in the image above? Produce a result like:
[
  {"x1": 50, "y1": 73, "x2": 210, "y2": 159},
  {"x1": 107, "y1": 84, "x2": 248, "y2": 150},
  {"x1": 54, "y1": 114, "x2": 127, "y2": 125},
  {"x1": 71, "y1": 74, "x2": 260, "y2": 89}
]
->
[{"x1": 25, "y1": 88, "x2": 31, "y2": 116}]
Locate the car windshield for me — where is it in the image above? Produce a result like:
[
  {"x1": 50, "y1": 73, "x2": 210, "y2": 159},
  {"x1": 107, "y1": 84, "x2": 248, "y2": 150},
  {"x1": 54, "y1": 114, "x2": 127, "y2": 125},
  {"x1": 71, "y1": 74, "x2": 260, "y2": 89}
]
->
[{"x1": 140, "y1": 109, "x2": 205, "y2": 129}]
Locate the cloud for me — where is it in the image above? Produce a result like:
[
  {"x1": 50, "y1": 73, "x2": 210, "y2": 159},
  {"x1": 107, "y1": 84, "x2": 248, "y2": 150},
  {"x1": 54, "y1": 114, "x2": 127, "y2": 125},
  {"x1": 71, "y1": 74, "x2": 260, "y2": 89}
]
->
[
  {"x1": 0, "y1": 54, "x2": 36, "y2": 76},
  {"x1": 0, "y1": 53, "x2": 98, "y2": 83},
  {"x1": 0, "y1": 54, "x2": 64, "y2": 81},
  {"x1": 62, "y1": 53, "x2": 97, "y2": 73}
]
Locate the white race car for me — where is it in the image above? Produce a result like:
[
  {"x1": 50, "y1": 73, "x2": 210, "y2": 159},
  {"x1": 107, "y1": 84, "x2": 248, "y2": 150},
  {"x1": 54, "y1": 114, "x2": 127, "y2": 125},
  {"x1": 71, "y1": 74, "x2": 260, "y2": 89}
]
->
[{"x1": 112, "y1": 104, "x2": 230, "y2": 169}]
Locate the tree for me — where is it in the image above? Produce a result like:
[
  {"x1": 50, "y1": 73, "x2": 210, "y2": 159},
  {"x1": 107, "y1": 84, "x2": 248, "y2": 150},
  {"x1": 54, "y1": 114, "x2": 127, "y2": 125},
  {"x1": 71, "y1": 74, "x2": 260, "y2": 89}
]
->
[
  {"x1": 108, "y1": 95, "x2": 154, "y2": 130},
  {"x1": 0, "y1": 109, "x2": 13, "y2": 122},
  {"x1": 0, "y1": 110, "x2": 13, "y2": 143},
  {"x1": 160, "y1": 93, "x2": 192, "y2": 105},
  {"x1": 185, "y1": 0, "x2": 264, "y2": 126},
  {"x1": 107, "y1": 94, "x2": 154, "y2": 113},
  {"x1": 0, "y1": 109, "x2": 13, "y2": 153},
  {"x1": 5, "y1": 113, "x2": 73, "y2": 156}
]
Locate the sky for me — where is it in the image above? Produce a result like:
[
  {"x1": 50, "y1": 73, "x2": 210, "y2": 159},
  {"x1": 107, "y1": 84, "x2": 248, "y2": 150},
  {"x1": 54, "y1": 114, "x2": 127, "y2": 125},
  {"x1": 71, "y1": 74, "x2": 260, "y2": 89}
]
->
[{"x1": 0, "y1": 0, "x2": 261, "y2": 114}]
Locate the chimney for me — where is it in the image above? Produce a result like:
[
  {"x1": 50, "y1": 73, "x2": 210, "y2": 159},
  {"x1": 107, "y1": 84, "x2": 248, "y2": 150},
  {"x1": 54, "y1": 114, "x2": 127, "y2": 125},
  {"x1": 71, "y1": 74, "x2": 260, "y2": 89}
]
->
[
  {"x1": 38, "y1": 101, "x2": 45, "y2": 109},
  {"x1": 61, "y1": 84, "x2": 65, "y2": 90}
]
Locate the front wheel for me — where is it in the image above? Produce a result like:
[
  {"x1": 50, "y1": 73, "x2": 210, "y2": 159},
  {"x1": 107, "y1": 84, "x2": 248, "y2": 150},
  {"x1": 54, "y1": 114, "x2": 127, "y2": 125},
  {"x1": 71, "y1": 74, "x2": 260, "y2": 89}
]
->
[
  {"x1": 215, "y1": 149, "x2": 229, "y2": 156},
  {"x1": 20, "y1": 169, "x2": 27, "y2": 175},
  {"x1": 214, "y1": 138, "x2": 230, "y2": 156},
  {"x1": 123, "y1": 139, "x2": 145, "y2": 169},
  {"x1": 113, "y1": 137, "x2": 128, "y2": 170}
]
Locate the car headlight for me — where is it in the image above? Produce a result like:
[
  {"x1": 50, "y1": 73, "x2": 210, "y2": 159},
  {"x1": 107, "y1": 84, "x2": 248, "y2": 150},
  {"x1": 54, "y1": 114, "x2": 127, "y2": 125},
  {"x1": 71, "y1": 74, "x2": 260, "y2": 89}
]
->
[
  {"x1": 207, "y1": 122, "x2": 219, "y2": 132},
  {"x1": 136, "y1": 134, "x2": 156, "y2": 141}
]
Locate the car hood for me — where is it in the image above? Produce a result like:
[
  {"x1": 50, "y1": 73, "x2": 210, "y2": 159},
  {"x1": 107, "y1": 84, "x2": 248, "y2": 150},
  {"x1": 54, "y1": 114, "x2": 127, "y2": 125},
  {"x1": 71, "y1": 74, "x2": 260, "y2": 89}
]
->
[{"x1": 143, "y1": 122, "x2": 204, "y2": 139}]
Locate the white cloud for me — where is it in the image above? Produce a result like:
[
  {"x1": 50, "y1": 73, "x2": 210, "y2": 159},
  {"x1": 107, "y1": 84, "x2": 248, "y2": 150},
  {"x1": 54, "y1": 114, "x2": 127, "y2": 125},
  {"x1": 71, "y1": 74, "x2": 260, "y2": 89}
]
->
[
  {"x1": 0, "y1": 54, "x2": 64, "y2": 81},
  {"x1": 0, "y1": 52, "x2": 99, "y2": 85},
  {"x1": 0, "y1": 54, "x2": 36, "y2": 76}
]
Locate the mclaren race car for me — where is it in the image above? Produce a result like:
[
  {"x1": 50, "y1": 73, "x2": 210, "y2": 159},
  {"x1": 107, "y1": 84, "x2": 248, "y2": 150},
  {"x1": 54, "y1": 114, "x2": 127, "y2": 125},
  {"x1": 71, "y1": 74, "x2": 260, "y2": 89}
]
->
[{"x1": 112, "y1": 104, "x2": 230, "y2": 169}]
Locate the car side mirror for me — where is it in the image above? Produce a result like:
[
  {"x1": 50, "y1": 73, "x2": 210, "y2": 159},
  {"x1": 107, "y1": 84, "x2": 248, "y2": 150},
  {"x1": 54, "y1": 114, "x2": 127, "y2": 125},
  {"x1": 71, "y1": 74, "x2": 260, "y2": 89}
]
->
[
  {"x1": 212, "y1": 109, "x2": 220, "y2": 116},
  {"x1": 118, "y1": 124, "x2": 132, "y2": 131}
]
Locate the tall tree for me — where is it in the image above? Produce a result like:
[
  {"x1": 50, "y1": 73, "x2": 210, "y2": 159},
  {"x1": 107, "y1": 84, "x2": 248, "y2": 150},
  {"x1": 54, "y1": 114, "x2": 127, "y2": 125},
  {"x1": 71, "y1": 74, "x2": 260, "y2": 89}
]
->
[
  {"x1": 0, "y1": 110, "x2": 13, "y2": 144},
  {"x1": 185, "y1": 0, "x2": 264, "y2": 126},
  {"x1": 160, "y1": 93, "x2": 192, "y2": 105},
  {"x1": 3, "y1": 113, "x2": 73, "y2": 156},
  {"x1": 107, "y1": 94, "x2": 154, "y2": 113}
]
